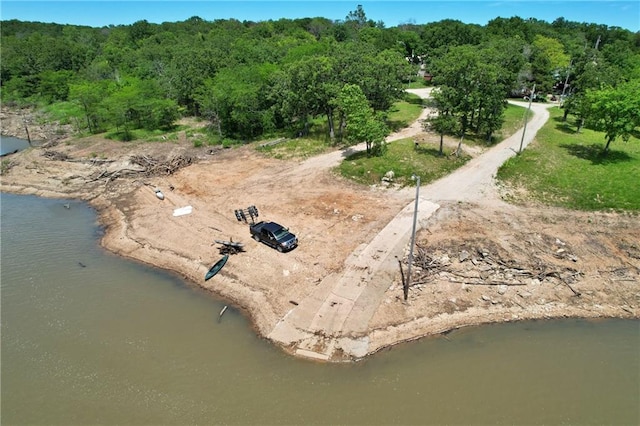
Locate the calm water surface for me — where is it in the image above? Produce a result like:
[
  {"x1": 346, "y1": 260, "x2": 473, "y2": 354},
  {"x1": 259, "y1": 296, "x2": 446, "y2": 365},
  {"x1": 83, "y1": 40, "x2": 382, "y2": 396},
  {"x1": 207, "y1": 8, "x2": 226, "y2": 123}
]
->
[
  {"x1": 0, "y1": 136, "x2": 31, "y2": 156},
  {"x1": 1, "y1": 193, "x2": 638, "y2": 425}
]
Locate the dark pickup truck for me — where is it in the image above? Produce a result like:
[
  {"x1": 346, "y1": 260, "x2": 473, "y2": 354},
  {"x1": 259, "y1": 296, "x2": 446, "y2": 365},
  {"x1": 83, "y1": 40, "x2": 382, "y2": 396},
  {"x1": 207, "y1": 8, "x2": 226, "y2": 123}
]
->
[{"x1": 249, "y1": 221, "x2": 298, "y2": 252}]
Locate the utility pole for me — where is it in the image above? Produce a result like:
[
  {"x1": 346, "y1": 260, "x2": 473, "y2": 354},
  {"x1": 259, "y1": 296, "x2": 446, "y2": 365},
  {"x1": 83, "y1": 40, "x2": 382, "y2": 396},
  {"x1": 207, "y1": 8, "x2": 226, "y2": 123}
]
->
[
  {"x1": 560, "y1": 60, "x2": 572, "y2": 105},
  {"x1": 518, "y1": 84, "x2": 535, "y2": 154},
  {"x1": 404, "y1": 174, "x2": 420, "y2": 301}
]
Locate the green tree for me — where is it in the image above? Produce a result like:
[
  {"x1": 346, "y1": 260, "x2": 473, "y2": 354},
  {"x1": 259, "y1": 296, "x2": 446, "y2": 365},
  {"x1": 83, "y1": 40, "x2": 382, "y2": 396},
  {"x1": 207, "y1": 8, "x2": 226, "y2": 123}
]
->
[
  {"x1": 562, "y1": 47, "x2": 614, "y2": 129},
  {"x1": 285, "y1": 55, "x2": 340, "y2": 141},
  {"x1": 38, "y1": 70, "x2": 76, "y2": 103},
  {"x1": 430, "y1": 45, "x2": 509, "y2": 144},
  {"x1": 70, "y1": 80, "x2": 111, "y2": 133},
  {"x1": 337, "y1": 84, "x2": 389, "y2": 156},
  {"x1": 346, "y1": 5, "x2": 368, "y2": 28},
  {"x1": 99, "y1": 80, "x2": 141, "y2": 140},
  {"x1": 424, "y1": 109, "x2": 459, "y2": 155},
  {"x1": 418, "y1": 19, "x2": 485, "y2": 61},
  {"x1": 530, "y1": 35, "x2": 570, "y2": 93},
  {"x1": 194, "y1": 78, "x2": 224, "y2": 138},
  {"x1": 203, "y1": 64, "x2": 277, "y2": 139},
  {"x1": 97, "y1": 76, "x2": 178, "y2": 138},
  {"x1": 166, "y1": 44, "x2": 218, "y2": 115},
  {"x1": 584, "y1": 81, "x2": 640, "y2": 153},
  {"x1": 482, "y1": 37, "x2": 527, "y2": 94}
]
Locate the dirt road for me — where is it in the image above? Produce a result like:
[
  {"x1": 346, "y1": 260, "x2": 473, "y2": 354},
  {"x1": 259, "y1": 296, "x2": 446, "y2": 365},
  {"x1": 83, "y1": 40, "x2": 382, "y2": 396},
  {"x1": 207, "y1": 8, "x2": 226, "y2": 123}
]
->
[{"x1": 422, "y1": 100, "x2": 549, "y2": 203}]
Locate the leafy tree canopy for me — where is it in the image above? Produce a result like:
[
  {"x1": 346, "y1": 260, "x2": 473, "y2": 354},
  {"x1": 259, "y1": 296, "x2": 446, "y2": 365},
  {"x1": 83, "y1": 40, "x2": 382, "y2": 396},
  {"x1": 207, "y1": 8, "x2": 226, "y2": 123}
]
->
[{"x1": 1, "y1": 8, "x2": 637, "y2": 144}]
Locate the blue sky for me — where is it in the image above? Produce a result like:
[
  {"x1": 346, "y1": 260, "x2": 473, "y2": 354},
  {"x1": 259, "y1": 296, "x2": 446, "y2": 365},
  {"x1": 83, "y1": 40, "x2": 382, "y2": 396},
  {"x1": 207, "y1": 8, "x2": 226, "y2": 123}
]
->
[{"x1": 1, "y1": 1, "x2": 638, "y2": 31}]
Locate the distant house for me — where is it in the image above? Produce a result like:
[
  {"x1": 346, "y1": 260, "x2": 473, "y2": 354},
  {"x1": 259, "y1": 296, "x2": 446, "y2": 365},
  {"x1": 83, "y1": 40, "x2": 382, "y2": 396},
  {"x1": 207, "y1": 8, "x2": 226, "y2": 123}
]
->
[{"x1": 417, "y1": 63, "x2": 433, "y2": 82}]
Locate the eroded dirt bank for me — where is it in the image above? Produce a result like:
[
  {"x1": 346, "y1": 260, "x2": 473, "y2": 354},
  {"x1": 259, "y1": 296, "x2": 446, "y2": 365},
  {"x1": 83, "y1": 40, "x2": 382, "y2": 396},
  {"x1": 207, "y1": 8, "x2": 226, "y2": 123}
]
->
[{"x1": 1, "y1": 106, "x2": 638, "y2": 361}]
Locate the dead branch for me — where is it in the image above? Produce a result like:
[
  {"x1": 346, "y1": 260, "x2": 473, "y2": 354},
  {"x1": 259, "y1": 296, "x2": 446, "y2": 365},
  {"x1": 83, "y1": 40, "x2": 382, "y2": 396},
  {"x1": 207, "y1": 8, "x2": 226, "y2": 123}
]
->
[
  {"x1": 88, "y1": 168, "x2": 146, "y2": 182},
  {"x1": 563, "y1": 281, "x2": 581, "y2": 296},
  {"x1": 41, "y1": 139, "x2": 61, "y2": 149},
  {"x1": 448, "y1": 279, "x2": 527, "y2": 286},
  {"x1": 129, "y1": 154, "x2": 193, "y2": 177},
  {"x1": 42, "y1": 150, "x2": 70, "y2": 161}
]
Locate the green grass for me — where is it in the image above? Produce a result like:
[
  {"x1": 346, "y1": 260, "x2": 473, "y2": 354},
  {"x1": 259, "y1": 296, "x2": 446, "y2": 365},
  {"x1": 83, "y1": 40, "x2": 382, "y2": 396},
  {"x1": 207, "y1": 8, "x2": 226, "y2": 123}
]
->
[
  {"x1": 256, "y1": 137, "x2": 330, "y2": 160},
  {"x1": 497, "y1": 103, "x2": 533, "y2": 141},
  {"x1": 1, "y1": 159, "x2": 14, "y2": 175},
  {"x1": 497, "y1": 107, "x2": 640, "y2": 211},
  {"x1": 386, "y1": 93, "x2": 424, "y2": 132},
  {"x1": 102, "y1": 124, "x2": 227, "y2": 147},
  {"x1": 406, "y1": 80, "x2": 429, "y2": 89},
  {"x1": 338, "y1": 138, "x2": 470, "y2": 186}
]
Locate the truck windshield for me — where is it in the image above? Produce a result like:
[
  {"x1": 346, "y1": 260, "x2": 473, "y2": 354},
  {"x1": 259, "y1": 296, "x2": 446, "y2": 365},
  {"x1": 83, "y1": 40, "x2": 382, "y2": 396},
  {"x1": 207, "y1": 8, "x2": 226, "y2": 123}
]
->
[{"x1": 273, "y1": 227, "x2": 289, "y2": 239}]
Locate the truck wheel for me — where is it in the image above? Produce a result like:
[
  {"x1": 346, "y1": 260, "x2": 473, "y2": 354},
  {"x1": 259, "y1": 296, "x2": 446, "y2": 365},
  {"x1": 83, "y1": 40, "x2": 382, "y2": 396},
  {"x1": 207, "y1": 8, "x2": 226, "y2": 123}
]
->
[
  {"x1": 277, "y1": 245, "x2": 284, "y2": 253},
  {"x1": 253, "y1": 234, "x2": 260, "y2": 241}
]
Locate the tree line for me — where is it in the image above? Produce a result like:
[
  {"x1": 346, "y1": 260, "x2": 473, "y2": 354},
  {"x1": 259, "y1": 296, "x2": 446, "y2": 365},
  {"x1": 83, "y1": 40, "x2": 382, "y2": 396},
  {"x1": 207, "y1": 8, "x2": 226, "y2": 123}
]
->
[{"x1": 1, "y1": 6, "x2": 638, "y2": 152}]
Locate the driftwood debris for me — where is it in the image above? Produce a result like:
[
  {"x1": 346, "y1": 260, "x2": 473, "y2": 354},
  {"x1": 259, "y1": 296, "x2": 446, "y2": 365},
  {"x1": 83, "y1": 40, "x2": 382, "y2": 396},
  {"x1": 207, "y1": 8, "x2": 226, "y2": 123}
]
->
[
  {"x1": 214, "y1": 239, "x2": 245, "y2": 255},
  {"x1": 129, "y1": 154, "x2": 193, "y2": 176},
  {"x1": 85, "y1": 154, "x2": 195, "y2": 183},
  {"x1": 42, "y1": 150, "x2": 70, "y2": 161},
  {"x1": 41, "y1": 138, "x2": 62, "y2": 149},
  {"x1": 39, "y1": 151, "x2": 193, "y2": 183},
  {"x1": 88, "y1": 168, "x2": 141, "y2": 182},
  {"x1": 42, "y1": 149, "x2": 114, "y2": 166},
  {"x1": 406, "y1": 244, "x2": 583, "y2": 292}
]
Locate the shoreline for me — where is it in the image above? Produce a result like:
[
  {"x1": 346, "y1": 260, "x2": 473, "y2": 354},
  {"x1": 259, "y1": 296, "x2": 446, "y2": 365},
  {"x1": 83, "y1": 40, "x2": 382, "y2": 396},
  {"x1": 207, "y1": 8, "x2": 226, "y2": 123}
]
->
[
  {"x1": 2, "y1": 106, "x2": 638, "y2": 362},
  {"x1": 3, "y1": 179, "x2": 637, "y2": 362}
]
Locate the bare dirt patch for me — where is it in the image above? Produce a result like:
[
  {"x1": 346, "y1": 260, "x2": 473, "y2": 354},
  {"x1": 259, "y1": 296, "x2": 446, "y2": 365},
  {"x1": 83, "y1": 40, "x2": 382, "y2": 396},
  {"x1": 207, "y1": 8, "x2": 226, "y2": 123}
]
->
[{"x1": 367, "y1": 202, "x2": 638, "y2": 354}]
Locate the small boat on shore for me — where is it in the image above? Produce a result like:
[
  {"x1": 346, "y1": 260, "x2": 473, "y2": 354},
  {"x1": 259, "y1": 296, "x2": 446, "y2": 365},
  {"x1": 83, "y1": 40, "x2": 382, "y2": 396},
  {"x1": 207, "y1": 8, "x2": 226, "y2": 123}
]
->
[{"x1": 204, "y1": 254, "x2": 229, "y2": 281}]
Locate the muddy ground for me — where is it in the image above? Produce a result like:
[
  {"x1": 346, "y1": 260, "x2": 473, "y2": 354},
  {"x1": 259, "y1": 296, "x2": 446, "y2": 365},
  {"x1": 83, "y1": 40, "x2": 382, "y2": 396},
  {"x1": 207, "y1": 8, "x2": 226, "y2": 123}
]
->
[{"x1": 2, "y1": 106, "x2": 638, "y2": 360}]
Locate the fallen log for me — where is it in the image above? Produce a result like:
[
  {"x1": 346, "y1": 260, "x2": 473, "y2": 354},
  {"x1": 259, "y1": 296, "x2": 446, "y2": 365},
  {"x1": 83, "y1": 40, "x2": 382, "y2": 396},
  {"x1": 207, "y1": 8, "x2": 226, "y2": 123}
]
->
[{"x1": 448, "y1": 279, "x2": 527, "y2": 286}]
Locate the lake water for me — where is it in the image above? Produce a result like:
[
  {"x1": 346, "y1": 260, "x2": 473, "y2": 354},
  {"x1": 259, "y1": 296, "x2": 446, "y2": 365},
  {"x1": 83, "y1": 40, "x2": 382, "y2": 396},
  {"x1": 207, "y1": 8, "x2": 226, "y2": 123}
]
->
[
  {"x1": 0, "y1": 136, "x2": 31, "y2": 156},
  {"x1": 1, "y1": 193, "x2": 638, "y2": 425}
]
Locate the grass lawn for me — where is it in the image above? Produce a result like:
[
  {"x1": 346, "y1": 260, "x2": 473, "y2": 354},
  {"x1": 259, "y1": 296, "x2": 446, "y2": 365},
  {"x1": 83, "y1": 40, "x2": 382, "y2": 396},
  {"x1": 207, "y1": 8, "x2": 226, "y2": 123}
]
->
[
  {"x1": 338, "y1": 138, "x2": 470, "y2": 186},
  {"x1": 406, "y1": 80, "x2": 430, "y2": 89},
  {"x1": 386, "y1": 92, "x2": 424, "y2": 132},
  {"x1": 496, "y1": 103, "x2": 533, "y2": 142},
  {"x1": 337, "y1": 101, "x2": 536, "y2": 187},
  {"x1": 256, "y1": 137, "x2": 331, "y2": 160},
  {"x1": 497, "y1": 107, "x2": 640, "y2": 211}
]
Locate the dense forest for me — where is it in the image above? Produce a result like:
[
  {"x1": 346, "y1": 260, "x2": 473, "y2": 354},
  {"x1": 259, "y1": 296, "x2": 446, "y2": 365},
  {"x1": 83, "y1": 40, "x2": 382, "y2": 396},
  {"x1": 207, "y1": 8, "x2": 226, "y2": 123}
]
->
[{"x1": 2, "y1": 5, "x2": 639, "y2": 152}]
